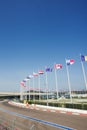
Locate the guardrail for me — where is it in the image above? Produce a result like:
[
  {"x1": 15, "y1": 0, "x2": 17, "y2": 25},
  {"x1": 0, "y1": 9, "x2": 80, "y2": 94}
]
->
[{"x1": 9, "y1": 101, "x2": 87, "y2": 116}]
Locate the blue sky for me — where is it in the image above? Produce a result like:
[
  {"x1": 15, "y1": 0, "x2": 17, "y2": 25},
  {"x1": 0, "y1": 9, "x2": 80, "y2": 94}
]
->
[{"x1": 0, "y1": 0, "x2": 87, "y2": 92}]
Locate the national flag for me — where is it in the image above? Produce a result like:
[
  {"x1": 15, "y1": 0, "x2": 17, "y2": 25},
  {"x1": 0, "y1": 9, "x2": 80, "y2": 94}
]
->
[
  {"x1": 81, "y1": 55, "x2": 87, "y2": 62},
  {"x1": 33, "y1": 72, "x2": 38, "y2": 76},
  {"x1": 54, "y1": 64, "x2": 62, "y2": 69},
  {"x1": 28, "y1": 75, "x2": 33, "y2": 78},
  {"x1": 38, "y1": 70, "x2": 44, "y2": 74},
  {"x1": 26, "y1": 76, "x2": 31, "y2": 79},
  {"x1": 24, "y1": 78, "x2": 29, "y2": 81},
  {"x1": 20, "y1": 81, "x2": 24, "y2": 86},
  {"x1": 85, "y1": 56, "x2": 87, "y2": 61},
  {"x1": 45, "y1": 67, "x2": 52, "y2": 72},
  {"x1": 66, "y1": 59, "x2": 75, "y2": 65},
  {"x1": 23, "y1": 79, "x2": 26, "y2": 82}
]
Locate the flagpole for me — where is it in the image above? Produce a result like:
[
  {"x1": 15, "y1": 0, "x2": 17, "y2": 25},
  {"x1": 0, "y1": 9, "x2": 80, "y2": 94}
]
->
[
  {"x1": 20, "y1": 85, "x2": 23, "y2": 101},
  {"x1": 38, "y1": 74, "x2": 40, "y2": 101},
  {"x1": 28, "y1": 80, "x2": 30, "y2": 101},
  {"x1": 45, "y1": 72, "x2": 48, "y2": 106},
  {"x1": 55, "y1": 67, "x2": 59, "y2": 101},
  {"x1": 81, "y1": 60, "x2": 87, "y2": 91},
  {"x1": 24, "y1": 81, "x2": 26, "y2": 100},
  {"x1": 65, "y1": 60, "x2": 72, "y2": 103},
  {"x1": 26, "y1": 83, "x2": 27, "y2": 100},
  {"x1": 33, "y1": 77, "x2": 35, "y2": 103},
  {"x1": 26, "y1": 82, "x2": 28, "y2": 100}
]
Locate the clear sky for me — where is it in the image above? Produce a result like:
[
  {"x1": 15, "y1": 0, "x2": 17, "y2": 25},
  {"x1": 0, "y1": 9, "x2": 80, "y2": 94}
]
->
[{"x1": 0, "y1": 0, "x2": 87, "y2": 92}]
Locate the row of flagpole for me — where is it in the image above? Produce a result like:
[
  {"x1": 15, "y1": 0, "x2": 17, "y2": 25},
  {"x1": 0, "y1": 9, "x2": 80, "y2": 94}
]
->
[{"x1": 20, "y1": 54, "x2": 87, "y2": 103}]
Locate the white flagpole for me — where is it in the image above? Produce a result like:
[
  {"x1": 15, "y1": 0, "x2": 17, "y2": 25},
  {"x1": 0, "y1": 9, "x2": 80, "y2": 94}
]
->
[
  {"x1": 28, "y1": 80, "x2": 30, "y2": 101},
  {"x1": 45, "y1": 72, "x2": 48, "y2": 106},
  {"x1": 33, "y1": 77, "x2": 35, "y2": 103},
  {"x1": 26, "y1": 82, "x2": 28, "y2": 100},
  {"x1": 55, "y1": 67, "x2": 59, "y2": 101},
  {"x1": 20, "y1": 85, "x2": 23, "y2": 101},
  {"x1": 38, "y1": 74, "x2": 40, "y2": 101},
  {"x1": 81, "y1": 60, "x2": 87, "y2": 91},
  {"x1": 23, "y1": 81, "x2": 26, "y2": 100},
  {"x1": 66, "y1": 60, "x2": 72, "y2": 103}
]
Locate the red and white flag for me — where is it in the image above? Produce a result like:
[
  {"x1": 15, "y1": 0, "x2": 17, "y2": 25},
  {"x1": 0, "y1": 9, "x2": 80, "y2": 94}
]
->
[
  {"x1": 33, "y1": 72, "x2": 38, "y2": 76},
  {"x1": 54, "y1": 64, "x2": 62, "y2": 69},
  {"x1": 66, "y1": 59, "x2": 75, "y2": 65},
  {"x1": 20, "y1": 81, "x2": 24, "y2": 86},
  {"x1": 38, "y1": 70, "x2": 44, "y2": 74}
]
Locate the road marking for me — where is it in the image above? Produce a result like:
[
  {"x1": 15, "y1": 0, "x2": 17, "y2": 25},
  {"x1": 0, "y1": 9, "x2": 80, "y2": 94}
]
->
[
  {"x1": 60, "y1": 111, "x2": 66, "y2": 113},
  {"x1": 72, "y1": 113, "x2": 79, "y2": 115},
  {"x1": 0, "y1": 107, "x2": 75, "y2": 130}
]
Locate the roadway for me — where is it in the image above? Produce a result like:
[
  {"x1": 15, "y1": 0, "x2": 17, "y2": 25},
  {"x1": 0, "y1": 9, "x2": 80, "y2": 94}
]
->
[{"x1": 0, "y1": 101, "x2": 87, "y2": 130}]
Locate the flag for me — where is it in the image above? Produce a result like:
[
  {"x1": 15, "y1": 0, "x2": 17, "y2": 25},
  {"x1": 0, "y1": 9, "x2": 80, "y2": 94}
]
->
[
  {"x1": 23, "y1": 79, "x2": 26, "y2": 82},
  {"x1": 85, "y1": 56, "x2": 87, "y2": 61},
  {"x1": 38, "y1": 70, "x2": 44, "y2": 74},
  {"x1": 54, "y1": 64, "x2": 62, "y2": 69},
  {"x1": 20, "y1": 81, "x2": 24, "y2": 86},
  {"x1": 45, "y1": 67, "x2": 52, "y2": 72},
  {"x1": 26, "y1": 76, "x2": 31, "y2": 79},
  {"x1": 81, "y1": 55, "x2": 87, "y2": 62},
  {"x1": 24, "y1": 78, "x2": 29, "y2": 81},
  {"x1": 33, "y1": 72, "x2": 38, "y2": 76},
  {"x1": 66, "y1": 59, "x2": 75, "y2": 65},
  {"x1": 28, "y1": 75, "x2": 34, "y2": 78}
]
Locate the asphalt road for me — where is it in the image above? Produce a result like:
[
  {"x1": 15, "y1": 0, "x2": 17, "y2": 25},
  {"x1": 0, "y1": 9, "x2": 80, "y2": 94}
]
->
[{"x1": 0, "y1": 101, "x2": 87, "y2": 130}]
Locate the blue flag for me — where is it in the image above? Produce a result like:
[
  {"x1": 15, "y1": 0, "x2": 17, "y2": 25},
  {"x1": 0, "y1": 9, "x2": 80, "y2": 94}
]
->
[
  {"x1": 81, "y1": 55, "x2": 87, "y2": 62},
  {"x1": 46, "y1": 67, "x2": 52, "y2": 72}
]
